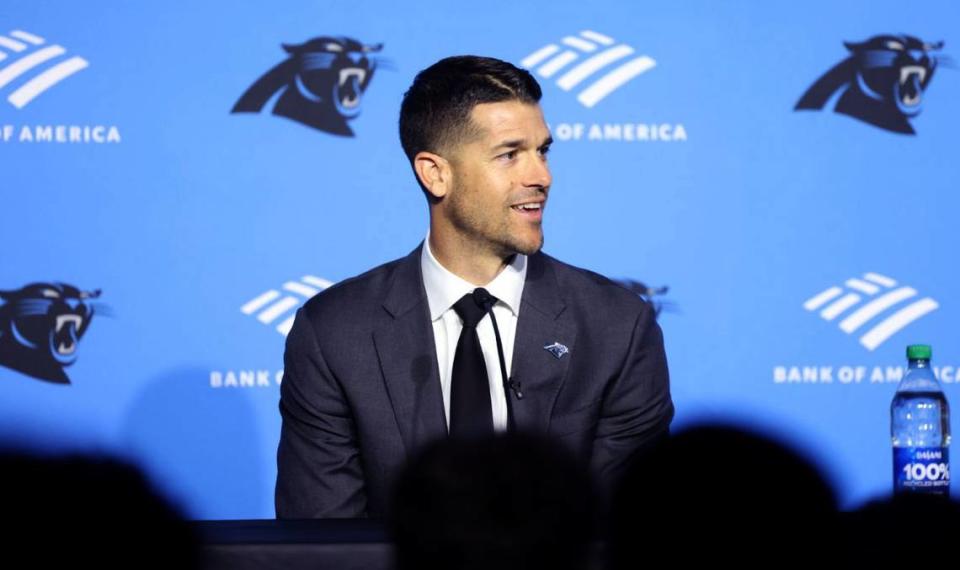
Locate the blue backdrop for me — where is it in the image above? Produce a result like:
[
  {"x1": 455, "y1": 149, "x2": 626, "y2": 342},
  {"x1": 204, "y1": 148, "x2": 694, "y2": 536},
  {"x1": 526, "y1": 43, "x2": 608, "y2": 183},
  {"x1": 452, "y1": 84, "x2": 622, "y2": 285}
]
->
[{"x1": 2, "y1": 0, "x2": 957, "y2": 518}]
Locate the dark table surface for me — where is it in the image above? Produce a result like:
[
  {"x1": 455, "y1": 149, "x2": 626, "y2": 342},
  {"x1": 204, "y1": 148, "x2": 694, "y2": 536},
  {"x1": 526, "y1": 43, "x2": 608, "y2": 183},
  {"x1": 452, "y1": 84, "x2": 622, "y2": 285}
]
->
[
  {"x1": 191, "y1": 519, "x2": 393, "y2": 570},
  {"x1": 193, "y1": 518, "x2": 389, "y2": 544}
]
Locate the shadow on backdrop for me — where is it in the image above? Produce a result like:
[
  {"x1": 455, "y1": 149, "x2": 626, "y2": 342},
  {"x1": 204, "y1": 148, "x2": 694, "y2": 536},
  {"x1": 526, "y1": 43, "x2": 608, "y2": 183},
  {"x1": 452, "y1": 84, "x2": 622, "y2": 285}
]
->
[{"x1": 121, "y1": 366, "x2": 267, "y2": 519}]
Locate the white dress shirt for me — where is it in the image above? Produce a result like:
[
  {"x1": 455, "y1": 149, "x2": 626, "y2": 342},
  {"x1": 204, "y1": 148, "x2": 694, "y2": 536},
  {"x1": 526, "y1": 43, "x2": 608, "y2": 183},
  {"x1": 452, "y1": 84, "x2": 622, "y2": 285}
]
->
[{"x1": 420, "y1": 236, "x2": 526, "y2": 432}]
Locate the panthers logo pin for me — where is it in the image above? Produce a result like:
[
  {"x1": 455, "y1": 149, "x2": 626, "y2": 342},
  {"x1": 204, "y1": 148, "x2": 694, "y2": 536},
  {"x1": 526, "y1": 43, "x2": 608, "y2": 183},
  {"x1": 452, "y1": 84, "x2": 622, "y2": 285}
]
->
[
  {"x1": 796, "y1": 35, "x2": 948, "y2": 134},
  {"x1": 0, "y1": 283, "x2": 106, "y2": 384},
  {"x1": 232, "y1": 36, "x2": 389, "y2": 136}
]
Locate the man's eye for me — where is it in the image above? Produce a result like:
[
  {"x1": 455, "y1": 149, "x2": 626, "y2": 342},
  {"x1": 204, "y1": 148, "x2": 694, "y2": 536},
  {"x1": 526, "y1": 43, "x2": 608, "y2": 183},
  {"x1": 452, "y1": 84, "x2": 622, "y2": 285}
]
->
[
  {"x1": 500, "y1": 151, "x2": 517, "y2": 160},
  {"x1": 539, "y1": 146, "x2": 551, "y2": 157}
]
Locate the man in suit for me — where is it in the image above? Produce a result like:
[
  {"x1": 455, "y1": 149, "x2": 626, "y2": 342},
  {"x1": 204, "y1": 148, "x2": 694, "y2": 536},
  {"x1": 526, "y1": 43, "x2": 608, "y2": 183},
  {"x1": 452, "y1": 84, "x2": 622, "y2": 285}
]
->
[{"x1": 276, "y1": 56, "x2": 673, "y2": 518}]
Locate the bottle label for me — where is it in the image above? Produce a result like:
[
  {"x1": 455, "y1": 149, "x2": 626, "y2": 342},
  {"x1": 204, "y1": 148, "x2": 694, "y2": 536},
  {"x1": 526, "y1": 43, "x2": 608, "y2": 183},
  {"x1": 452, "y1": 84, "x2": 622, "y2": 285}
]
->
[{"x1": 894, "y1": 447, "x2": 950, "y2": 494}]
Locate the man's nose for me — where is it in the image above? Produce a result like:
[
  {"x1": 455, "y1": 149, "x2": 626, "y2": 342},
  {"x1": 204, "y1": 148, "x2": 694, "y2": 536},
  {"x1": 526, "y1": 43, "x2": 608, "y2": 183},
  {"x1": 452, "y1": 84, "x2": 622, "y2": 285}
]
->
[{"x1": 525, "y1": 154, "x2": 552, "y2": 189}]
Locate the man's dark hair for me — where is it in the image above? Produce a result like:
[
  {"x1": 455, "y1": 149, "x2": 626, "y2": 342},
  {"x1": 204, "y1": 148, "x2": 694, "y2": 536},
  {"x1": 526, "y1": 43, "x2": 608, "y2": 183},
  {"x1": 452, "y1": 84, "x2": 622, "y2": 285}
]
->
[{"x1": 399, "y1": 56, "x2": 542, "y2": 190}]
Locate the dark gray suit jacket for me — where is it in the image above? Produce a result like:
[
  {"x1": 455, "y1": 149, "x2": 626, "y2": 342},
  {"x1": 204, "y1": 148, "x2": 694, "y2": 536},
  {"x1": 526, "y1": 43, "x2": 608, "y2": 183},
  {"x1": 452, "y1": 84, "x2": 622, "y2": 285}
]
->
[{"x1": 275, "y1": 244, "x2": 673, "y2": 518}]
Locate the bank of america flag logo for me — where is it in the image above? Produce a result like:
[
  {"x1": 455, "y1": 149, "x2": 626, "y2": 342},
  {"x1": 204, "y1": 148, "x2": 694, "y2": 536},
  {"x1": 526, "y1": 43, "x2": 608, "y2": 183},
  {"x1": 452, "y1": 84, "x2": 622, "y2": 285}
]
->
[
  {"x1": 0, "y1": 29, "x2": 88, "y2": 109},
  {"x1": 803, "y1": 273, "x2": 939, "y2": 351},
  {"x1": 241, "y1": 276, "x2": 333, "y2": 336},
  {"x1": 521, "y1": 30, "x2": 655, "y2": 108}
]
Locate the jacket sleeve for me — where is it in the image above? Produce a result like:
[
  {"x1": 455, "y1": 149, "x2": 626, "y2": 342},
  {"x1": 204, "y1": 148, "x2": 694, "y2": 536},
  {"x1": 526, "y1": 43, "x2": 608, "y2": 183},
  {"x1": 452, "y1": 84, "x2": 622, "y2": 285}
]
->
[
  {"x1": 275, "y1": 307, "x2": 368, "y2": 518},
  {"x1": 590, "y1": 303, "x2": 674, "y2": 493}
]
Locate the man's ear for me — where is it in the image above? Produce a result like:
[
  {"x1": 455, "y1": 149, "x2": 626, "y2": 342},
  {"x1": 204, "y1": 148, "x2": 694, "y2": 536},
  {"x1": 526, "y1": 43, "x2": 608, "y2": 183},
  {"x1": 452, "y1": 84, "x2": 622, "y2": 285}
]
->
[{"x1": 414, "y1": 151, "x2": 453, "y2": 200}]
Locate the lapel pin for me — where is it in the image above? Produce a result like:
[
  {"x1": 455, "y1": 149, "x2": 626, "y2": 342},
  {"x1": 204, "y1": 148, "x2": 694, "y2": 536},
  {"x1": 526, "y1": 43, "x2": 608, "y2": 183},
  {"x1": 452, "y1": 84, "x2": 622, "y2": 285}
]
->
[{"x1": 543, "y1": 342, "x2": 569, "y2": 360}]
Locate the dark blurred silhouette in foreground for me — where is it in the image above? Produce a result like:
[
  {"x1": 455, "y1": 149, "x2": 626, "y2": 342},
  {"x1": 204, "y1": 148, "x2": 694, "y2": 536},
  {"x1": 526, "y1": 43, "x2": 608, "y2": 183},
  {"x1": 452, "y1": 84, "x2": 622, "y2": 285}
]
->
[
  {"x1": 390, "y1": 433, "x2": 595, "y2": 570},
  {"x1": 0, "y1": 450, "x2": 200, "y2": 568},
  {"x1": 609, "y1": 425, "x2": 840, "y2": 567}
]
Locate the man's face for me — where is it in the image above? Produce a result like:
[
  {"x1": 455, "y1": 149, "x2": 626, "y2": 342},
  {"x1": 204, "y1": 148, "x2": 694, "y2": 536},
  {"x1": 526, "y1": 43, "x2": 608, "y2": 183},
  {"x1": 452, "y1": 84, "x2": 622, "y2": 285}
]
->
[{"x1": 442, "y1": 100, "x2": 553, "y2": 257}]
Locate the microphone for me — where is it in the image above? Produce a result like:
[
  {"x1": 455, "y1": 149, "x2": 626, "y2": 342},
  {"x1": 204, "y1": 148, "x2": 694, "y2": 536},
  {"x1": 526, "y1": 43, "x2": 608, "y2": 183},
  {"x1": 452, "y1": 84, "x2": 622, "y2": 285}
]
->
[{"x1": 472, "y1": 288, "x2": 524, "y2": 403}]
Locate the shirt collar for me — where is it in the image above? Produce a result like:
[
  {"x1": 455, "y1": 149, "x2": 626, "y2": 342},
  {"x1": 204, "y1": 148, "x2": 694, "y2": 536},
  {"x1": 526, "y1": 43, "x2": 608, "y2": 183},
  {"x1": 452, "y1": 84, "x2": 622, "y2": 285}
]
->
[{"x1": 421, "y1": 234, "x2": 527, "y2": 321}]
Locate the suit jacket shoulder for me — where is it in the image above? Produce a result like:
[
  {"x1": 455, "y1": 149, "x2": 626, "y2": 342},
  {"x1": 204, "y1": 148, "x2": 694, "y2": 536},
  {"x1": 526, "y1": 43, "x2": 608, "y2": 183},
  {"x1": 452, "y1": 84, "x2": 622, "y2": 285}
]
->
[
  {"x1": 297, "y1": 247, "x2": 423, "y2": 339},
  {"x1": 536, "y1": 251, "x2": 656, "y2": 326}
]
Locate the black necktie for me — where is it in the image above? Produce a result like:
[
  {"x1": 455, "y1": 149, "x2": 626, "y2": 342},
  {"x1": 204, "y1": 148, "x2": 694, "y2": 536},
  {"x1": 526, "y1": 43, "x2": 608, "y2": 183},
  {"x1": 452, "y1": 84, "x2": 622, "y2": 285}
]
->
[{"x1": 449, "y1": 289, "x2": 496, "y2": 437}]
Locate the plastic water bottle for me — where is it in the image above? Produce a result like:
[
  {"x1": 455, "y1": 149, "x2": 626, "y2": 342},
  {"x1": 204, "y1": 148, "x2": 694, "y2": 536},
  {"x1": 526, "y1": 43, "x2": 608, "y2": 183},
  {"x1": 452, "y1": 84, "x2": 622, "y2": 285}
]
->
[{"x1": 891, "y1": 344, "x2": 950, "y2": 495}]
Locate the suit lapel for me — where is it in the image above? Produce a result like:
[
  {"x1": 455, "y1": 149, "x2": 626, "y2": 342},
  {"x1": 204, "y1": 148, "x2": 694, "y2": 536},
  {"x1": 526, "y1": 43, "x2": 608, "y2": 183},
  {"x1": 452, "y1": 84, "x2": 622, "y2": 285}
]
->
[
  {"x1": 373, "y1": 245, "x2": 448, "y2": 456},
  {"x1": 510, "y1": 252, "x2": 577, "y2": 433}
]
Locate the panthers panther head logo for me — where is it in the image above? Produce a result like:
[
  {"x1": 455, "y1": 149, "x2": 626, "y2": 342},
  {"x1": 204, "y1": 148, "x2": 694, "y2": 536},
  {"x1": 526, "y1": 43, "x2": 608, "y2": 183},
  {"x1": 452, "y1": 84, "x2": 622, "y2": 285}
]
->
[
  {"x1": 232, "y1": 36, "x2": 388, "y2": 136},
  {"x1": 0, "y1": 283, "x2": 105, "y2": 384},
  {"x1": 614, "y1": 279, "x2": 674, "y2": 318},
  {"x1": 795, "y1": 35, "x2": 947, "y2": 134}
]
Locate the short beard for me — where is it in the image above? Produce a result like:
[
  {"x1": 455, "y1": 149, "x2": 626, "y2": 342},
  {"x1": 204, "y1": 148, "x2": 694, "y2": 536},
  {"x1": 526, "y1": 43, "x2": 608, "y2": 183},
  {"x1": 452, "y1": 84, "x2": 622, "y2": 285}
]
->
[
  {"x1": 446, "y1": 190, "x2": 543, "y2": 258},
  {"x1": 509, "y1": 232, "x2": 544, "y2": 256}
]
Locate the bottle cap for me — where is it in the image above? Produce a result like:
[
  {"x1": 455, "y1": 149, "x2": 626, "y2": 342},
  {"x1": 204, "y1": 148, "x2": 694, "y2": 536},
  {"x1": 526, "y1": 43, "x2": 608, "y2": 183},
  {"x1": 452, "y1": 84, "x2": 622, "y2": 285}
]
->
[{"x1": 907, "y1": 344, "x2": 932, "y2": 360}]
